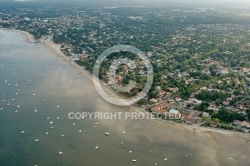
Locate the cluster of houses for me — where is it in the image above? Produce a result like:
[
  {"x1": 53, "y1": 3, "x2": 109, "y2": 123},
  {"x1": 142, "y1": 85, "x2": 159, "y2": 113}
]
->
[
  {"x1": 151, "y1": 101, "x2": 209, "y2": 124},
  {"x1": 233, "y1": 120, "x2": 250, "y2": 129},
  {"x1": 150, "y1": 101, "x2": 250, "y2": 132}
]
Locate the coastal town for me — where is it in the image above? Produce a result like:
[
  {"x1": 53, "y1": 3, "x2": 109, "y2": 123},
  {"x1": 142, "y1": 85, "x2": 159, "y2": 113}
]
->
[{"x1": 1, "y1": 4, "x2": 250, "y2": 132}]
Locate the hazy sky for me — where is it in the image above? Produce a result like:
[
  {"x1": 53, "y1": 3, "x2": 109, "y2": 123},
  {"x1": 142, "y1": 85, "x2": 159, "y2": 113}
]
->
[{"x1": 2, "y1": 0, "x2": 250, "y2": 8}]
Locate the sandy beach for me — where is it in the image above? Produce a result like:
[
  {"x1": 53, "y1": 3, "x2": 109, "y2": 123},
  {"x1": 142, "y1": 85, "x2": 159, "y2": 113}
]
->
[
  {"x1": 14, "y1": 28, "x2": 249, "y2": 137},
  {"x1": 44, "y1": 40, "x2": 250, "y2": 137}
]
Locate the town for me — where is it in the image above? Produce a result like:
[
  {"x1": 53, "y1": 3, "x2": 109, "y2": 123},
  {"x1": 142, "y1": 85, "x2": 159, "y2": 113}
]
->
[{"x1": 1, "y1": 3, "x2": 250, "y2": 132}]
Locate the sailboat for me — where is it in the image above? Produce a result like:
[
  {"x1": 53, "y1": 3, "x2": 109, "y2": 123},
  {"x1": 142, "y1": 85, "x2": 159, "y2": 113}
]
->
[{"x1": 59, "y1": 150, "x2": 63, "y2": 155}]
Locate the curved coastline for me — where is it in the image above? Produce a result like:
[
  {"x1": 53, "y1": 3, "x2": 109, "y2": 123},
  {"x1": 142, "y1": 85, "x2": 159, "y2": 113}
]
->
[{"x1": 3, "y1": 28, "x2": 250, "y2": 137}]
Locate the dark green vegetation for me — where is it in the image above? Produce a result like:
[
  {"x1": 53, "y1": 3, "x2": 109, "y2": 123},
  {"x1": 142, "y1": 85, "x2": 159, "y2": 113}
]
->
[{"x1": 212, "y1": 109, "x2": 245, "y2": 123}]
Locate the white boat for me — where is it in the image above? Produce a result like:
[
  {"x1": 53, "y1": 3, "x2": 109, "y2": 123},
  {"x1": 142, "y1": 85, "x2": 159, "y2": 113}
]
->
[
  {"x1": 79, "y1": 130, "x2": 82, "y2": 133},
  {"x1": 59, "y1": 150, "x2": 63, "y2": 155},
  {"x1": 122, "y1": 131, "x2": 126, "y2": 135},
  {"x1": 7, "y1": 101, "x2": 10, "y2": 106},
  {"x1": 45, "y1": 132, "x2": 48, "y2": 135},
  {"x1": 129, "y1": 150, "x2": 132, "y2": 153},
  {"x1": 164, "y1": 158, "x2": 168, "y2": 161},
  {"x1": 20, "y1": 131, "x2": 25, "y2": 134},
  {"x1": 34, "y1": 107, "x2": 38, "y2": 112},
  {"x1": 61, "y1": 135, "x2": 64, "y2": 137},
  {"x1": 17, "y1": 103, "x2": 20, "y2": 108},
  {"x1": 104, "y1": 132, "x2": 109, "y2": 136},
  {"x1": 95, "y1": 145, "x2": 99, "y2": 149},
  {"x1": 34, "y1": 139, "x2": 39, "y2": 142},
  {"x1": 132, "y1": 160, "x2": 137, "y2": 162},
  {"x1": 49, "y1": 121, "x2": 53, "y2": 124}
]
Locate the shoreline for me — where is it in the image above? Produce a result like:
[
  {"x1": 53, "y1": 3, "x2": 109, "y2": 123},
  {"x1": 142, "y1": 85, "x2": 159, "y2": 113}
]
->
[
  {"x1": 0, "y1": 28, "x2": 35, "y2": 42},
  {"x1": 44, "y1": 41, "x2": 250, "y2": 137},
  {"x1": 3, "y1": 28, "x2": 249, "y2": 137}
]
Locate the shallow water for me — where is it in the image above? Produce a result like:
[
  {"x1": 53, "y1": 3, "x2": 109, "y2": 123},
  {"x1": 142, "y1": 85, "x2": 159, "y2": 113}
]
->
[{"x1": 0, "y1": 29, "x2": 249, "y2": 166}]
